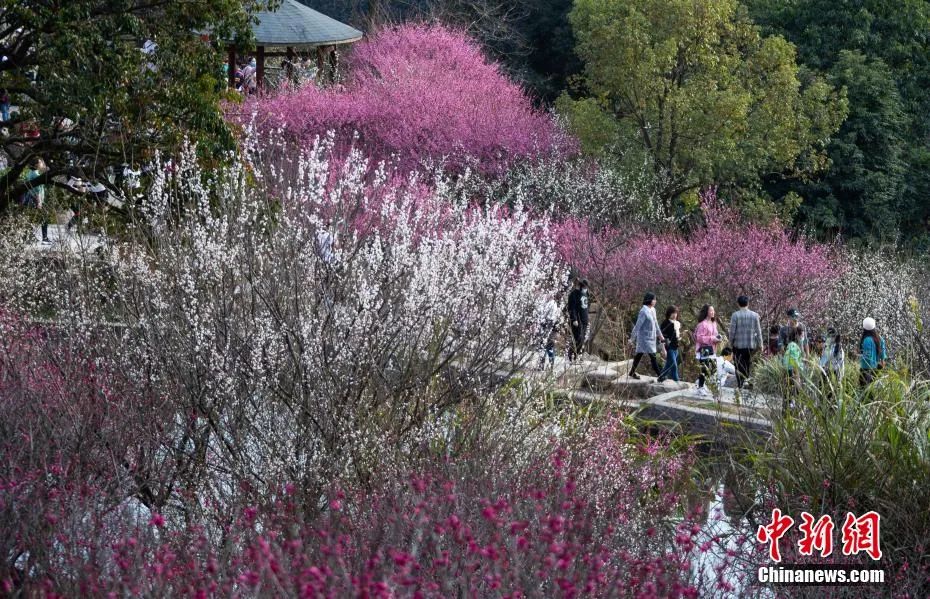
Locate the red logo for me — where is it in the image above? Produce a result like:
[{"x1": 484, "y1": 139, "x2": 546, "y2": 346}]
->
[
  {"x1": 757, "y1": 510, "x2": 882, "y2": 562},
  {"x1": 841, "y1": 511, "x2": 882, "y2": 560},
  {"x1": 798, "y1": 512, "x2": 835, "y2": 557},
  {"x1": 756, "y1": 508, "x2": 794, "y2": 563}
]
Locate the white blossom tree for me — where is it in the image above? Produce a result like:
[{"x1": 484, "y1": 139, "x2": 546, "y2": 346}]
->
[
  {"x1": 0, "y1": 132, "x2": 564, "y2": 525},
  {"x1": 828, "y1": 249, "x2": 930, "y2": 374}
]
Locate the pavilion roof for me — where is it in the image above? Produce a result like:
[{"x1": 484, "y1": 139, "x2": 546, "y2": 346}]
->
[{"x1": 252, "y1": 0, "x2": 363, "y2": 47}]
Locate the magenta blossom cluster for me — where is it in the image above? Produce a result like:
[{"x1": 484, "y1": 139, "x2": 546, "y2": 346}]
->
[
  {"x1": 243, "y1": 23, "x2": 573, "y2": 177},
  {"x1": 2, "y1": 413, "x2": 711, "y2": 598},
  {"x1": 553, "y1": 190, "x2": 845, "y2": 325}
]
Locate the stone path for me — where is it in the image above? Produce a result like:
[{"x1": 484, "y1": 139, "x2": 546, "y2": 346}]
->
[
  {"x1": 498, "y1": 348, "x2": 775, "y2": 441},
  {"x1": 27, "y1": 224, "x2": 109, "y2": 257}
]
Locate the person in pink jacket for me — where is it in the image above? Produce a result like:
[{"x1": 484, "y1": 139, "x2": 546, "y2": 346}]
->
[{"x1": 694, "y1": 304, "x2": 722, "y2": 396}]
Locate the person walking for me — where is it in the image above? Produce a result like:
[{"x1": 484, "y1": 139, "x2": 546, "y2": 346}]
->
[
  {"x1": 694, "y1": 304, "x2": 721, "y2": 396},
  {"x1": 782, "y1": 327, "x2": 804, "y2": 412},
  {"x1": 566, "y1": 278, "x2": 590, "y2": 362},
  {"x1": 811, "y1": 334, "x2": 826, "y2": 362},
  {"x1": 657, "y1": 305, "x2": 683, "y2": 382},
  {"x1": 819, "y1": 328, "x2": 845, "y2": 381},
  {"x1": 767, "y1": 325, "x2": 781, "y2": 355},
  {"x1": 21, "y1": 158, "x2": 49, "y2": 243},
  {"x1": 778, "y1": 308, "x2": 808, "y2": 353},
  {"x1": 628, "y1": 293, "x2": 665, "y2": 379},
  {"x1": 241, "y1": 57, "x2": 258, "y2": 95},
  {"x1": 729, "y1": 295, "x2": 763, "y2": 388},
  {"x1": 783, "y1": 328, "x2": 804, "y2": 380},
  {"x1": 536, "y1": 293, "x2": 562, "y2": 370},
  {"x1": 859, "y1": 317, "x2": 887, "y2": 386}
]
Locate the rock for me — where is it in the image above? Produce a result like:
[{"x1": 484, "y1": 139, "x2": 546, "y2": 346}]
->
[
  {"x1": 607, "y1": 375, "x2": 659, "y2": 399},
  {"x1": 604, "y1": 359, "x2": 633, "y2": 373},
  {"x1": 647, "y1": 380, "x2": 691, "y2": 396},
  {"x1": 581, "y1": 366, "x2": 620, "y2": 392}
]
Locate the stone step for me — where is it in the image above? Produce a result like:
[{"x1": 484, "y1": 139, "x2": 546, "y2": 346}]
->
[{"x1": 511, "y1": 352, "x2": 776, "y2": 442}]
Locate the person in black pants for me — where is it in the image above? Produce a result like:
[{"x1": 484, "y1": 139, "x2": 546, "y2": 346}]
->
[
  {"x1": 657, "y1": 305, "x2": 683, "y2": 382},
  {"x1": 628, "y1": 293, "x2": 665, "y2": 379},
  {"x1": 566, "y1": 278, "x2": 590, "y2": 361},
  {"x1": 728, "y1": 295, "x2": 763, "y2": 388}
]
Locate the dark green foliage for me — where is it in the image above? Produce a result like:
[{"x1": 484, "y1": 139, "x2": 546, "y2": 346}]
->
[
  {"x1": 748, "y1": 0, "x2": 930, "y2": 244},
  {"x1": 0, "y1": 0, "x2": 265, "y2": 213},
  {"x1": 559, "y1": 0, "x2": 847, "y2": 212},
  {"x1": 513, "y1": 0, "x2": 580, "y2": 102}
]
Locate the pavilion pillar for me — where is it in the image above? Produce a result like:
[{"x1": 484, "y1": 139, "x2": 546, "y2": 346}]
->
[
  {"x1": 227, "y1": 46, "x2": 237, "y2": 89},
  {"x1": 285, "y1": 46, "x2": 295, "y2": 85},
  {"x1": 256, "y1": 45, "x2": 265, "y2": 90},
  {"x1": 316, "y1": 46, "x2": 325, "y2": 84},
  {"x1": 328, "y1": 47, "x2": 337, "y2": 82}
]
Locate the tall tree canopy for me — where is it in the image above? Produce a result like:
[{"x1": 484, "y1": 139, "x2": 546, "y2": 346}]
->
[
  {"x1": 559, "y1": 0, "x2": 847, "y2": 212},
  {"x1": 0, "y1": 0, "x2": 265, "y2": 213},
  {"x1": 747, "y1": 0, "x2": 930, "y2": 243}
]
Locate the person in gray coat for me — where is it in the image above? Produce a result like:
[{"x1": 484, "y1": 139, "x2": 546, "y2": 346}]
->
[{"x1": 629, "y1": 292, "x2": 666, "y2": 379}]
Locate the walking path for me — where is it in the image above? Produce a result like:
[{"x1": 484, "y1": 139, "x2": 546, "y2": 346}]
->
[
  {"x1": 497, "y1": 348, "x2": 774, "y2": 441},
  {"x1": 27, "y1": 224, "x2": 109, "y2": 257}
]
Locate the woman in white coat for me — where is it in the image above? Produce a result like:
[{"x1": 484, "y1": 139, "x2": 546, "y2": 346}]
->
[{"x1": 629, "y1": 292, "x2": 665, "y2": 379}]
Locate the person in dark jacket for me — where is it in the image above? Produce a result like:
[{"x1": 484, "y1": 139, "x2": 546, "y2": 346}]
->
[
  {"x1": 657, "y1": 305, "x2": 683, "y2": 382},
  {"x1": 566, "y1": 278, "x2": 590, "y2": 362},
  {"x1": 778, "y1": 308, "x2": 808, "y2": 353}
]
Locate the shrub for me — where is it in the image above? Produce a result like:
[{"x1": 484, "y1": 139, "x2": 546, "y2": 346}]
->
[
  {"x1": 738, "y1": 368, "x2": 930, "y2": 595},
  {"x1": 827, "y1": 248, "x2": 930, "y2": 375},
  {"x1": 0, "y1": 310, "x2": 169, "y2": 587},
  {"x1": 3, "y1": 419, "x2": 715, "y2": 597},
  {"x1": 492, "y1": 157, "x2": 666, "y2": 226}
]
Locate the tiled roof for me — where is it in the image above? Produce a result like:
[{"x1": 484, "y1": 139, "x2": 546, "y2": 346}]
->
[{"x1": 253, "y1": 0, "x2": 363, "y2": 46}]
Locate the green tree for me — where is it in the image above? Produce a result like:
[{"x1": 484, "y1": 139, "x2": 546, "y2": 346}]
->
[
  {"x1": 0, "y1": 0, "x2": 266, "y2": 213},
  {"x1": 747, "y1": 0, "x2": 930, "y2": 242},
  {"x1": 560, "y1": 0, "x2": 847, "y2": 211},
  {"x1": 801, "y1": 51, "x2": 906, "y2": 238}
]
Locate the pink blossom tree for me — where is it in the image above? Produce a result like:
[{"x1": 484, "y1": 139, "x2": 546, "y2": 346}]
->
[
  {"x1": 553, "y1": 190, "x2": 845, "y2": 333},
  {"x1": 241, "y1": 23, "x2": 572, "y2": 177},
  {"x1": 0, "y1": 309, "x2": 172, "y2": 587}
]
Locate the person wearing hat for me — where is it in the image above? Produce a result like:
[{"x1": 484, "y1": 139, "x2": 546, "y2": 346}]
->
[
  {"x1": 778, "y1": 308, "x2": 808, "y2": 354},
  {"x1": 628, "y1": 292, "x2": 665, "y2": 379},
  {"x1": 859, "y1": 317, "x2": 887, "y2": 386}
]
